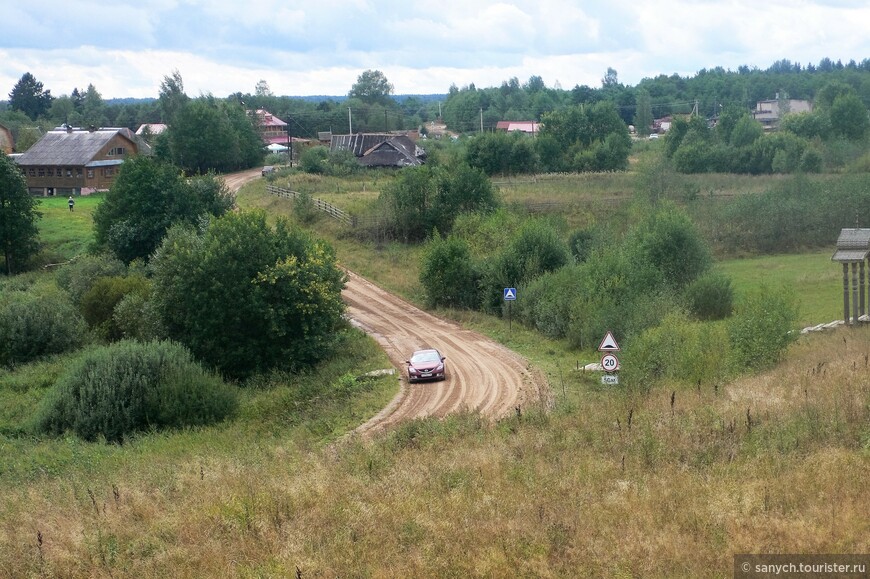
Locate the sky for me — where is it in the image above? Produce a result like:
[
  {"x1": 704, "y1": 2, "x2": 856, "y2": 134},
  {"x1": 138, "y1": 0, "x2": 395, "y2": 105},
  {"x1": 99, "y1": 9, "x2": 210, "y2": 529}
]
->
[{"x1": 2, "y1": 0, "x2": 870, "y2": 100}]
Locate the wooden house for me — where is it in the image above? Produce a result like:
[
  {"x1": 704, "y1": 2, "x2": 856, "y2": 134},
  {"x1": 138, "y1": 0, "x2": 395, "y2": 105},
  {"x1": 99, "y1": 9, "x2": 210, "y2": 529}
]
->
[
  {"x1": 330, "y1": 133, "x2": 425, "y2": 168},
  {"x1": 0, "y1": 123, "x2": 13, "y2": 154},
  {"x1": 14, "y1": 126, "x2": 139, "y2": 196}
]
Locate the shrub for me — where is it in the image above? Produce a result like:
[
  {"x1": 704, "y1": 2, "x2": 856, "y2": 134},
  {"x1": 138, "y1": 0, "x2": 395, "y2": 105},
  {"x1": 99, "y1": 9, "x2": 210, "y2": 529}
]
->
[
  {"x1": 514, "y1": 265, "x2": 580, "y2": 339},
  {"x1": 568, "y1": 228, "x2": 596, "y2": 263},
  {"x1": 420, "y1": 234, "x2": 481, "y2": 309},
  {"x1": 0, "y1": 288, "x2": 86, "y2": 367},
  {"x1": 728, "y1": 286, "x2": 799, "y2": 371},
  {"x1": 293, "y1": 191, "x2": 319, "y2": 225},
  {"x1": 621, "y1": 312, "x2": 730, "y2": 388},
  {"x1": 300, "y1": 145, "x2": 329, "y2": 174},
  {"x1": 55, "y1": 253, "x2": 127, "y2": 306},
  {"x1": 623, "y1": 204, "x2": 711, "y2": 291},
  {"x1": 33, "y1": 339, "x2": 238, "y2": 442},
  {"x1": 80, "y1": 274, "x2": 151, "y2": 341},
  {"x1": 685, "y1": 271, "x2": 734, "y2": 321},
  {"x1": 800, "y1": 147, "x2": 824, "y2": 173},
  {"x1": 113, "y1": 290, "x2": 165, "y2": 341}
]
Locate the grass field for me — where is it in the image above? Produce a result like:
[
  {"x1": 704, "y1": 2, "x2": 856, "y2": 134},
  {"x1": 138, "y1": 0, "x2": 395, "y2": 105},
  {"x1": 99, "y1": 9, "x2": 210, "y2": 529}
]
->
[
  {"x1": 0, "y1": 170, "x2": 866, "y2": 577},
  {"x1": 716, "y1": 250, "x2": 844, "y2": 327},
  {"x1": 34, "y1": 193, "x2": 102, "y2": 262}
]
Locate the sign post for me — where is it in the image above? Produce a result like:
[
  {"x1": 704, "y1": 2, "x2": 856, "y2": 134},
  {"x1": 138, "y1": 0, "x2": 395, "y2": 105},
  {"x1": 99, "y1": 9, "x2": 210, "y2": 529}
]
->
[
  {"x1": 597, "y1": 331, "x2": 621, "y2": 385},
  {"x1": 504, "y1": 288, "x2": 516, "y2": 336}
]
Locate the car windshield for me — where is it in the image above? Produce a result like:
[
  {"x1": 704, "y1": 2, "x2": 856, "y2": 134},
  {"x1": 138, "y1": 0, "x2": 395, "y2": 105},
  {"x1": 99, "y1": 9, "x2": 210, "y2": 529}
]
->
[{"x1": 411, "y1": 351, "x2": 440, "y2": 364}]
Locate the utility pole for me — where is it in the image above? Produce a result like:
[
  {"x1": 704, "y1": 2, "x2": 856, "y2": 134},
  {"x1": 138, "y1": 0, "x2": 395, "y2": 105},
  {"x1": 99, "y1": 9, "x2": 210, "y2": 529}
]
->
[{"x1": 348, "y1": 107, "x2": 353, "y2": 134}]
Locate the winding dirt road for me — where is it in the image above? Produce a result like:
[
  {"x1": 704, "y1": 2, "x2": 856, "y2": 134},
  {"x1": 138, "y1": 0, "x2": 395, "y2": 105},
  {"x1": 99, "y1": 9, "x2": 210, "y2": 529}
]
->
[
  {"x1": 344, "y1": 271, "x2": 548, "y2": 436},
  {"x1": 225, "y1": 169, "x2": 549, "y2": 436}
]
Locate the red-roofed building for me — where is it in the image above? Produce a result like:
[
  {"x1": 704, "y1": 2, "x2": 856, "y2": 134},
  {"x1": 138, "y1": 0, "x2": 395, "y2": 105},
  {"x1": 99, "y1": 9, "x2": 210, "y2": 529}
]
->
[
  {"x1": 255, "y1": 109, "x2": 289, "y2": 145},
  {"x1": 495, "y1": 121, "x2": 540, "y2": 135}
]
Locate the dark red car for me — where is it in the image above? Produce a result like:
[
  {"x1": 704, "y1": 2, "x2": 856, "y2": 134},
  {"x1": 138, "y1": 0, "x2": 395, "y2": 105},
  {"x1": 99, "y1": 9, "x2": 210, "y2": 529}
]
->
[{"x1": 406, "y1": 349, "x2": 447, "y2": 383}]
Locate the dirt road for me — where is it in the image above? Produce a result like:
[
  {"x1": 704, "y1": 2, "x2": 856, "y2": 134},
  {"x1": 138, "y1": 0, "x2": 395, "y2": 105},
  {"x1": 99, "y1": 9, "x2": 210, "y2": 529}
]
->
[
  {"x1": 224, "y1": 169, "x2": 549, "y2": 436},
  {"x1": 344, "y1": 271, "x2": 548, "y2": 436}
]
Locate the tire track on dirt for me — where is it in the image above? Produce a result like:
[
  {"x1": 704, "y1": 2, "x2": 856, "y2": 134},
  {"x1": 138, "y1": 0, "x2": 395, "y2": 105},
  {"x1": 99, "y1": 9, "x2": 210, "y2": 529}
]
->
[{"x1": 223, "y1": 170, "x2": 549, "y2": 437}]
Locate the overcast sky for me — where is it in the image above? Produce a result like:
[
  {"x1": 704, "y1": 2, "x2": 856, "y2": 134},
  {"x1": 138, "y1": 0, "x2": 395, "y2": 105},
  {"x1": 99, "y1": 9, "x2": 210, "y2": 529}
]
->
[{"x1": 2, "y1": 0, "x2": 870, "y2": 100}]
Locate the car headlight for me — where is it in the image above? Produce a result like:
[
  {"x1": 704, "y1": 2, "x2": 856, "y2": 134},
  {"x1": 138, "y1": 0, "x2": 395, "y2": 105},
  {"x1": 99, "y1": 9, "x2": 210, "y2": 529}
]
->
[{"x1": 435, "y1": 364, "x2": 444, "y2": 372}]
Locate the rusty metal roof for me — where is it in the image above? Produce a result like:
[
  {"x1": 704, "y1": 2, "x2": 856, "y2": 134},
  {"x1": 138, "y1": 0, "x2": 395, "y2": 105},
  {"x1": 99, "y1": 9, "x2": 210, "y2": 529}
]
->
[{"x1": 832, "y1": 228, "x2": 870, "y2": 262}]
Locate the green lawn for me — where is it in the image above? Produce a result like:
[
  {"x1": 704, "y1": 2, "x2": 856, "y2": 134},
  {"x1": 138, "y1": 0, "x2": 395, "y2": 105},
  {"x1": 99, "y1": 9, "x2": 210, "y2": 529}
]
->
[
  {"x1": 34, "y1": 193, "x2": 102, "y2": 261},
  {"x1": 716, "y1": 249, "x2": 843, "y2": 327}
]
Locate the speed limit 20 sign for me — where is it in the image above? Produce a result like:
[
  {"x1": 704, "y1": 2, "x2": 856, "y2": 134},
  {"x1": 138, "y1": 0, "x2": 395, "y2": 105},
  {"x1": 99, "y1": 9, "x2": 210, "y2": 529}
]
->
[{"x1": 601, "y1": 353, "x2": 620, "y2": 372}]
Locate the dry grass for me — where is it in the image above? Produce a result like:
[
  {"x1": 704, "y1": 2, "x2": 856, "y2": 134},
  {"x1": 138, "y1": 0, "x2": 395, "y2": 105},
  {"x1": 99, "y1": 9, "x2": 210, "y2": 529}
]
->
[{"x1": 1, "y1": 325, "x2": 867, "y2": 577}]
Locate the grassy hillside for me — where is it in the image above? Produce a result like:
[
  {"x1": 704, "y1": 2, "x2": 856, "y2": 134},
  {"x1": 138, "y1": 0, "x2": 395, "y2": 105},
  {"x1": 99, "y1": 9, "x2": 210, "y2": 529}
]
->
[
  {"x1": 0, "y1": 171, "x2": 866, "y2": 576},
  {"x1": 1, "y1": 299, "x2": 866, "y2": 576}
]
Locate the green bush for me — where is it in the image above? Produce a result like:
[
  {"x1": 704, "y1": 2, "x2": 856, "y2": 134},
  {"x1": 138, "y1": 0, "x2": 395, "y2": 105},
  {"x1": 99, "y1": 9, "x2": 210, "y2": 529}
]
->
[
  {"x1": 80, "y1": 274, "x2": 151, "y2": 340},
  {"x1": 300, "y1": 145, "x2": 328, "y2": 174},
  {"x1": 0, "y1": 288, "x2": 86, "y2": 367},
  {"x1": 33, "y1": 339, "x2": 238, "y2": 442},
  {"x1": 621, "y1": 312, "x2": 730, "y2": 388},
  {"x1": 55, "y1": 253, "x2": 127, "y2": 306},
  {"x1": 685, "y1": 271, "x2": 734, "y2": 321},
  {"x1": 728, "y1": 286, "x2": 799, "y2": 371},
  {"x1": 420, "y1": 234, "x2": 481, "y2": 309},
  {"x1": 514, "y1": 265, "x2": 580, "y2": 339},
  {"x1": 112, "y1": 290, "x2": 165, "y2": 341}
]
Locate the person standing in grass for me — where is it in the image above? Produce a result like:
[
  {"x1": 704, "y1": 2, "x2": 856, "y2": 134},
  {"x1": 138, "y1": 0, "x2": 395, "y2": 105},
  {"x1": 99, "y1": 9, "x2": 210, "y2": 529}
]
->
[{"x1": 68, "y1": 196, "x2": 75, "y2": 212}]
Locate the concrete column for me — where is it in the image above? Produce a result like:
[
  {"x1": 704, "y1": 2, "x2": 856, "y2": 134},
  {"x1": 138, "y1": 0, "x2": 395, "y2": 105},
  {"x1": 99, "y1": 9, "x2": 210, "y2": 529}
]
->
[
  {"x1": 852, "y1": 262, "x2": 859, "y2": 324},
  {"x1": 844, "y1": 263, "x2": 850, "y2": 324}
]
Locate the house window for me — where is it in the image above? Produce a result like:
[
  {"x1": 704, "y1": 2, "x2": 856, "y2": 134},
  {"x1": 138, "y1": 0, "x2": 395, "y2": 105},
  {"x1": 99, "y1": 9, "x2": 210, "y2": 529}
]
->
[
  {"x1": 46, "y1": 168, "x2": 54, "y2": 177},
  {"x1": 28, "y1": 168, "x2": 35, "y2": 177},
  {"x1": 38, "y1": 168, "x2": 45, "y2": 177},
  {"x1": 104, "y1": 167, "x2": 115, "y2": 177},
  {"x1": 87, "y1": 169, "x2": 94, "y2": 179},
  {"x1": 66, "y1": 168, "x2": 72, "y2": 178},
  {"x1": 108, "y1": 147, "x2": 126, "y2": 156},
  {"x1": 76, "y1": 168, "x2": 83, "y2": 178}
]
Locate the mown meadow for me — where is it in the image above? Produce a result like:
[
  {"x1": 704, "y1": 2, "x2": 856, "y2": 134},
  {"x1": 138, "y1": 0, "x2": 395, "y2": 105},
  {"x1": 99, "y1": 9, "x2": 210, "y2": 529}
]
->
[{"x1": 0, "y1": 168, "x2": 867, "y2": 577}]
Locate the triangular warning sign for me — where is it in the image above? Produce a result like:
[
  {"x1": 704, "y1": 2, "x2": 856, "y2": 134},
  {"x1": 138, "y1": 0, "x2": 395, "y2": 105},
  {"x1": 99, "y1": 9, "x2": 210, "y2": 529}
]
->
[{"x1": 598, "y1": 331, "x2": 620, "y2": 352}]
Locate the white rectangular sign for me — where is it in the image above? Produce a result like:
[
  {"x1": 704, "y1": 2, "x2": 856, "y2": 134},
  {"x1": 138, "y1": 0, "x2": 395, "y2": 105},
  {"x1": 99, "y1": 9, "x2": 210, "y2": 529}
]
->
[{"x1": 601, "y1": 374, "x2": 619, "y2": 385}]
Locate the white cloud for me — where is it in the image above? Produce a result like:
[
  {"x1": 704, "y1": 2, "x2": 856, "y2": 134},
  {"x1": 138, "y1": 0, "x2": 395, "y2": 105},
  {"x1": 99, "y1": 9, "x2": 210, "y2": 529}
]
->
[{"x1": 1, "y1": 0, "x2": 869, "y2": 98}]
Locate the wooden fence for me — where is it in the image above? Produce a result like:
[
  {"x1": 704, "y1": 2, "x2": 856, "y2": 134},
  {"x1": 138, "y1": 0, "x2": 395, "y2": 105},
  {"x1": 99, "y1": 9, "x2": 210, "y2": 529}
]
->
[{"x1": 266, "y1": 185, "x2": 353, "y2": 225}]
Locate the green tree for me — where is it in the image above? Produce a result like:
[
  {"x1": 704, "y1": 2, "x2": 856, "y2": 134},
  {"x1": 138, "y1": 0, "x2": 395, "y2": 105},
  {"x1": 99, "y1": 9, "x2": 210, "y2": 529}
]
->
[
  {"x1": 829, "y1": 93, "x2": 870, "y2": 140},
  {"x1": 150, "y1": 211, "x2": 347, "y2": 380},
  {"x1": 623, "y1": 204, "x2": 712, "y2": 290},
  {"x1": 381, "y1": 163, "x2": 499, "y2": 242},
  {"x1": 0, "y1": 152, "x2": 40, "y2": 274},
  {"x1": 158, "y1": 70, "x2": 189, "y2": 124},
  {"x1": 420, "y1": 234, "x2": 481, "y2": 309},
  {"x1": 349, "y1": 70, "x2": 394, "y2": 105},
  {"x1": 92, "y1": 156, "x2": 234, "y2": 264},
  {"x1": 80, "y1": 84, "x2": 108, "y2": 128},
  {"x1": 537, "y1": 101, "x2": 630, "y2": 172},
  {"x1": 465, "y1": 131, "x2": 536, "y2": 176},
  {"x1": 634, "y1": 89, "x2": 654, "y2": 136},
  {"x1": 8, "y1": 73, "x2": 53, "y2": 120},
  {"x1": 730, "y1": 115, "x2": 764, "y2": 147},
  {"x1": 164, "y1": 96, "x2": 262, "y2": 173}
]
